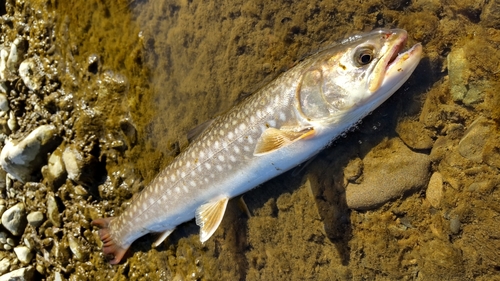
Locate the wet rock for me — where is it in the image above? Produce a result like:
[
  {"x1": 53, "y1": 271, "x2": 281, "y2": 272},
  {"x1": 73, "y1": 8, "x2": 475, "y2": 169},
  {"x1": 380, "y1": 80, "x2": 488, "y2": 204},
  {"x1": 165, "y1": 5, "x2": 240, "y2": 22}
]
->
[
  {"x1": 1, "y1": 203, "x2": 27, "y2": 236},
  {"x1": 68, "y1": 236, "x2": 86, "y2": 260},
  {"x1": 41, "y1": 147, "x2": 67, "y2": 189},
  {"x1": 18, "y1": 57, "x2": 44, "y2": 91},
  {"x1": 447, "y1": 48, "x2": 484, "y2": 106},
  {"x1": 481, "y1": 0, "x2": 500, "y2": 28},
  {"x1": 0, "y1": 93, "x2": 9, "y2": 114},
  {"x1": 0, "y1": 258, "x2": 9, "y2": 275},
  {"x1": 346, "y1": 138, "x2": 431, "y2": 210},
  {"x1": 13, "y1": 246, "x2": 33, "y2": 264},
  {"x1": 0, "y1": 124, "x2": 61, "y2": 182},
  {"x1": 458, "y1": 116, "x2": 493, "y2": 162},
  {"x1": 47, "y1": 194, "x2": 61, "y2": 227},
  {"x1": 0, "y1": 266, "x2": 34, "y2": 281},
  {"x1": 62, "y1": 144, "x2": 103, "y2": 187},
  {"x1": 26, "y1": 211, "x2": 44, "y2": 228},
  {"x1": 450, "y1": 215, "x2": 461, "y2": 234},
  {"x1": 0, "y1": 39, "x2": 24, "y2": 83},
  {"x1": 482, "y1": 132, "x2": 500, "y2": 169},
  {"x1": 7, "y1": 110, "x2": 17, "y2": 132},
  {"x1": 426, "y1": 172, "x2": 443, "y2": 208},
  {"x1": 396, "y1": 119, "x2": 434, "y2": 150}
]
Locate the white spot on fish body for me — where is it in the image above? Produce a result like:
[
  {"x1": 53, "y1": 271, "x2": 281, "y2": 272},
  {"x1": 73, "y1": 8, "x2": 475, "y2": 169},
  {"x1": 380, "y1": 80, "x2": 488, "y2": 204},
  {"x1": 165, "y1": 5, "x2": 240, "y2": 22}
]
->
[
  {"x1": 214, "y1": 141, "x2": 220, "y2": 150},
  {"x1": 268, "y1": 120, "x2": 276, "y2": 127},
  {"x1": 234, "y1": 146, "x2": 241, "y2": 154},
  {"x1": 218, "y1": 155, "x2": 225, "y2": 161},
  {"x1": 239, "y1": 123, "x2": 247, "y2": 131},
  {"x1": 190, "y1": 180, "x2": 196, "y2": 187},
  {"x1": 200, "y1": 151, "x2": 205, "y2": 158},
  {"x1": 228, "y1": 132, "x2": 234, "y2": 139},
  {"x1": 250, "y1": 116, "x2": 256, "y2": 123},
  {"x1": 279, "y1": 111, "x2": 286, "y2": 121},
  {"x1": 243, "y1": 145, "x2": 250, "y2": 152},
  {"x1": 175, "y1": 187, "x2": 181, "y2": 194},
  {"x1": 247, "y1": 136, "x2": 254, "y2": 144},
  {"x1": 170, "y1": 175, "x2": 176, "y2": 182},
  {"x1": 183, "y1": 186, "x2": 189, "y2": 193},
  {"x1": 205, "y1": 163, "x2": 211, "y2": 170},
  {"x1": 219, "y1": 129, "x2": 225, "y2": 136},
  {"x1": 167, "y1": 189, "x2": 172, "y2": 196},
  {"x1": 229, "y1": 155, "x2": 237, "y2": 162},
  {"x1": 216, "y1": 165, "x2": 223, "y2": 171}
]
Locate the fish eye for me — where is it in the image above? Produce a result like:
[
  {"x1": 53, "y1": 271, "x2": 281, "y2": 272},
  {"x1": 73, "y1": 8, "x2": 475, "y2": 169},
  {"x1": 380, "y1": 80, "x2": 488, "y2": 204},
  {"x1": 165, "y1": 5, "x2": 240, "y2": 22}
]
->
[{"x1": 355, "y1": 47, "x2": 374, "y2": 66}]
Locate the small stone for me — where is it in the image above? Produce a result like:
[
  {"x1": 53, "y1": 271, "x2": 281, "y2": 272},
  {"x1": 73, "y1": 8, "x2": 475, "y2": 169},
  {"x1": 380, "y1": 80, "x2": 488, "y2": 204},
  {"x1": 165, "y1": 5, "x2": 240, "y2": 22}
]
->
[
  {"x1": 0, "y1": 266, "x2": 34, "y2": 281},
  {"x1": 450, "y1": 216, "x2": 461, "y2": 234},
  {"x1": 0, "y1": 232, "x2": 6, "y2": 243},
  {"x1": 426, "y1": 172, "x2": 443, "y2": 208},
  {"x1": 6, "y1": 238, "x2": 14, "y2": 246},
  {"x1": 0, "y1": 93, "x2": 9, "y2": 112},
  {"x1": 47, "y1": 194, "x2": 61, "y2": 227},
  {"x1": 346, "y1": 138, "x2": 431, "y2": 210},
  {"x1": 41, "y1": 147, "x2": 66, "y2": 188},
  {"x1": 18, "y1": 57, "x2": 43, "y2": 91},
  {"x1": 26, "y1": 211, "x2": 44, "y2": 228},
  {"x1": 458, "y1": 116, "x2": 493, "y2": 162},
  {"x1": 3, "y1": 244, "x2": 11, "y2": 250},
  {"x1": 343, "y1": 157, "x2": 363, "y2": 183},
  {"x1": 0, "y1": 49, "x2": 8, "y2": 82},
  {"x1": 0, "y1": 124, "x2": 61, "y2": 182},
  {"x1": 1, "y1": 203, "x2": 27, "y2": 236},
  {"x1": 0, "y1": 258, "x2": 9, "y2": 275},
  {"x1": 62, "y1": 144, "x2": 102, "y2": 187},
  {"x1": 13, "y1": 246, "x2": 33, "y2": 264},
  {"x1": 7, "y1": 109, "x2": 17, "y2": 132},
  {"x1": 396, "y1": 120, "x2": 434, "y2": 150},
  {"x1": 447, "y1": 47, "x2": 468, "y2": 103},
  {"x1": 68, "y1": 236, "x2": 85, "y2": 260}
]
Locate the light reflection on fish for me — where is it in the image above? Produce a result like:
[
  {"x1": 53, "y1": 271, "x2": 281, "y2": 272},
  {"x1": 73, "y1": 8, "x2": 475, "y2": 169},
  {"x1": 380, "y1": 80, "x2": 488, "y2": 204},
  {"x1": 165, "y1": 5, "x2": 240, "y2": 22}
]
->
[{"x1": 92, "y1": 28, "x2": 422, "y2": 264}]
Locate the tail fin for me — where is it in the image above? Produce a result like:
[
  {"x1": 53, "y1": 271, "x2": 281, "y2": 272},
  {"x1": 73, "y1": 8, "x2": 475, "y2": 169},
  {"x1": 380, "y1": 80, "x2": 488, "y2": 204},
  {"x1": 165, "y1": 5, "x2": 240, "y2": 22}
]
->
[{"x1": 92, "y1": 217, "x2": 129, "y2": 264}]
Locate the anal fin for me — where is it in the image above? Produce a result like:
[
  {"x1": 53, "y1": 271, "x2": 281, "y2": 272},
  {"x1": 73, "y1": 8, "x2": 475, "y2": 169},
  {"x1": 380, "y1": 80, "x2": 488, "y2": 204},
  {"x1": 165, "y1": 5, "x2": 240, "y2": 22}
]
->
[
  {"x1": 195, "y1": 197, "x2": 229, "y2": 243},
  {"x1": 152, "y1": 228, "x2": 175, "y2": 248}
]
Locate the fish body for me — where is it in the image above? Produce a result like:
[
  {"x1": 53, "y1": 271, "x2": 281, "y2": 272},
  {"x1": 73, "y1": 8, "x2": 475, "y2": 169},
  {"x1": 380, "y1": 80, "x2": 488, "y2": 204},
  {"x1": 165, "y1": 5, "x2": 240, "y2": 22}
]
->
[{"x1": 93, "y1": 29, "x2": 422, "y2": 264}]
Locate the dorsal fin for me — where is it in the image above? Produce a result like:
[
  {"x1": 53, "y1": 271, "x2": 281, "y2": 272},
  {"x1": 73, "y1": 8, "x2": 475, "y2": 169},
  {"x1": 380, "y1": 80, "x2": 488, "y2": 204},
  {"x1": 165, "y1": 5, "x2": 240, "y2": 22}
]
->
[{"x1": 187, "y1": 119, "x2": 214, "y2": 143}]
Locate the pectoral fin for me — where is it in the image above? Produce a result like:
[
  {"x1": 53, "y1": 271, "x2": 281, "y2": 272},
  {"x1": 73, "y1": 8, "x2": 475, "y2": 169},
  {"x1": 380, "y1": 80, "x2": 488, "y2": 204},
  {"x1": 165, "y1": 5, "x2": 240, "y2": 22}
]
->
[
  {"x1": 152, "y1": 228, "x2": 175, "y2": 248},
  {"x1": 254, "y1": 126, "x2": 315, "y2": 155},
  {"x1": 195, "y1": 197, "x2": 229, "y2": 243}
]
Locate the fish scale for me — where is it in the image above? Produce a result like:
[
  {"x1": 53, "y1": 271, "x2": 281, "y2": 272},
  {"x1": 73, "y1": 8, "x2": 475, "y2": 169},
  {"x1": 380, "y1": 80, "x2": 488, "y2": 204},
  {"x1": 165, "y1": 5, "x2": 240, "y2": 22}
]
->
[{"x1": 93, "y1": 28, "x2": 422, "y2": 264}]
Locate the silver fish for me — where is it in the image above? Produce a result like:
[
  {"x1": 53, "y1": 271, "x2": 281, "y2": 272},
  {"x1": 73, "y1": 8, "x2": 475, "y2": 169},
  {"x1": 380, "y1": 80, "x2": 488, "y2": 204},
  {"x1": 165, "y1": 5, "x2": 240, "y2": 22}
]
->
[{"x1": 93, "y1": 28, "x2": 422, "y2": 264}]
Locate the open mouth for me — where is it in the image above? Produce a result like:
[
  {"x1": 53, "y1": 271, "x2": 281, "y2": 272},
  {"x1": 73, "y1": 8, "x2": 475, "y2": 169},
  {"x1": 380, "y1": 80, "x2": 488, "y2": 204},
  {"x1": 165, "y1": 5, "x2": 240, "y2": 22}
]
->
[
  {"x1": 369, "y1": 30, "x2": 422, "y2": 93},
  {"x1": 386, "y1": 36, "x2": 407, "y2": 69}
]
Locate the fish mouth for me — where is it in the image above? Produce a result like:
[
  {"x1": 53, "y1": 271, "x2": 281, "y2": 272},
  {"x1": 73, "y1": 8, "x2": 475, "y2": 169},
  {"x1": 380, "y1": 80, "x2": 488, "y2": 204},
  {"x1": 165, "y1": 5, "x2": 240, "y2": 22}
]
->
[{"x1": 369, "y1": 30, "x2": 423, "y2": 93}]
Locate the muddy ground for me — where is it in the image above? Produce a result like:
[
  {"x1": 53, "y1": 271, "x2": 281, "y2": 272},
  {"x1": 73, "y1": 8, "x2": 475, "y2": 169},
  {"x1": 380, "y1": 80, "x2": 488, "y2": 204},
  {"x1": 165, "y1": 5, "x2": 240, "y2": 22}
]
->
[{"x1": 0, "y1": 0, "x2": 499, "y2": 280}]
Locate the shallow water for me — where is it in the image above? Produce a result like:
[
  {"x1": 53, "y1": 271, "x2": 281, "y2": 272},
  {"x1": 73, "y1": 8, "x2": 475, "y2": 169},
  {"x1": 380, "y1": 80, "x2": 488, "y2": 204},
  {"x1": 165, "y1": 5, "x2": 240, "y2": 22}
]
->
[{"x1": 1, "y1": 0, "x2": 499, "y2": 279}]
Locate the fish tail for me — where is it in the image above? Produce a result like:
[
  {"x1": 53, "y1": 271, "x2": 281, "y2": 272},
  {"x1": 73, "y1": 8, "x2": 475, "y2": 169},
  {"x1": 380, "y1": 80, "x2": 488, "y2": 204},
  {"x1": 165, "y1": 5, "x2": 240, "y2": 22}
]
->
[{"x1": 92, "y1": 217, "x2": 129, "y2": 264}]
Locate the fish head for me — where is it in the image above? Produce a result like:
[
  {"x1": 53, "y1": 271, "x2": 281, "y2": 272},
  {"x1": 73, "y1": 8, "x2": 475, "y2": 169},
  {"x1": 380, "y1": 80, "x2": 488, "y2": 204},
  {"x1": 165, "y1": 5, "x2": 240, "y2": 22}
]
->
[{"x1": 296, "y1": 29, "x2": 422, "y2": 124}]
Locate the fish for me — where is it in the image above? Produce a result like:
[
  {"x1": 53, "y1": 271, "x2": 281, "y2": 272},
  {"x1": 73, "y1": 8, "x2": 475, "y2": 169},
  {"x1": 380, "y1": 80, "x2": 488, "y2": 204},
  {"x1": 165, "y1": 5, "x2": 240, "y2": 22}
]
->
[{"x1": 92, "y1": 28, "x2": 422, "y2": 264}]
